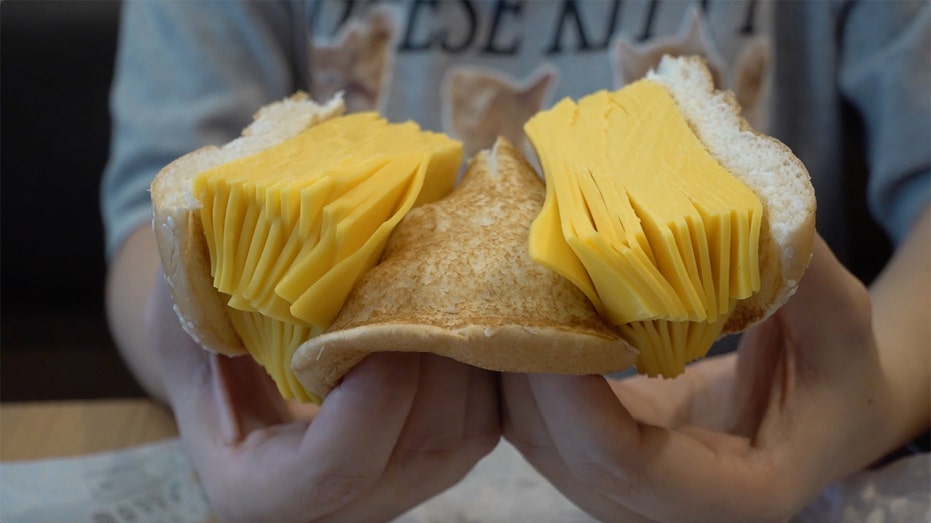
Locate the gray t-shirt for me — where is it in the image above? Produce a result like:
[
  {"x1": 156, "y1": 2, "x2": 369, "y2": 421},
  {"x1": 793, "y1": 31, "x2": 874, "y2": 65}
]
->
[{"x1": 101, "y1": 0, "x2": 929, "y2": 269}]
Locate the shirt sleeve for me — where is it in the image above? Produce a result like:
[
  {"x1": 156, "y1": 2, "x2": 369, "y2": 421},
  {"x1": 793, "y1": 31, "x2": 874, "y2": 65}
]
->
[
  {"x1": 837, "y1": 0, "x2": 930, "y2": 245},
  {"x1": 100, "y1": 0, "x2": 305, "y2": 260}
]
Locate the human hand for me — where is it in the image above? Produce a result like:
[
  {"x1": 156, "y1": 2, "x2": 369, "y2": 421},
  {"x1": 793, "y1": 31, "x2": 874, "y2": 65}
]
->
[
  {"x1": 502, "y1": 235, "x2": 894, "y2": 522},
  {"x1": 146, "y1": 275, "x2": 500, "y2": 522}
]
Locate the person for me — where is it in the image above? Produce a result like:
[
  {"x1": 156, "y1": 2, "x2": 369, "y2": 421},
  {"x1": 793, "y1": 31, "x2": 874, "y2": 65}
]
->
[{"x1": 102, "y1": 1, "x2": 930, "y2": 521}]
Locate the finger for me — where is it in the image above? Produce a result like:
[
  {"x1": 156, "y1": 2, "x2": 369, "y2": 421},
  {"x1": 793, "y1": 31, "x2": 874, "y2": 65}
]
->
[
  {"x1": 212, "y1": 352, "x2": 422, "y2": 523},
  {"x1": 350, "y1": 355, "x2": 476, "y2": 522},
  {"x1": 501, "y1": 372, "x2": 565, "y2": 475},
  {"x1": 288, "y1": 352, "x2": 421, "y2": 518},
  {"x1": 732, "y1": 232, "x2": 872, "y2": 415},
  {"x1": 148, "y1": 276, "x2": 315, "y2": 521},
  {"x1": 397, "y1": 354, "x2": 473, "y2": 455},
  {"x1": 394, "y1": 355, "x2": 499, "y2": 463},
  {"x1": 202, "y1": 353, "x2": 423, "y2": 522},
  {"x1": 147, "y1": 272, "x2": 212, "y2": 417},
  {"x1": 738, "y1": 234, "x2": 887, "y2": 492},
  {"x1": 151, "y1": 274, "x2": 426, "y2": 522},
  {"x1": 728, "y1": 234, "x2": 867, "y2": 441},
  {"x1": 284, "y1": 398, "x2": 320, "y2": 422},
  {"x1": 148, "y1": 273, "x2": 292, "y2": 442},
  {"x1": 777, "y1": 234, "x2": 875, "y2": 368},
  {"x1": 736, "y1": 234, "x2": 877, "y2": 445},
  {"x1": 148, "y1": 275, "x2": 233, "y2": 447},
  {"x1": 502, "y1": 374, "x2": 655, "y2": 523},
  {"x1": 609, "y1": 352, "x2": 739, "y2": 431},
  {"x1": 344, "y1": 356, "x2": 500, "y2": 522},
  {"x1": 462, "y1": 362, "x2": 501, "y2": 443},
  {"x1": 527, "y1": 373, "x2": 773, "y2": 523}
]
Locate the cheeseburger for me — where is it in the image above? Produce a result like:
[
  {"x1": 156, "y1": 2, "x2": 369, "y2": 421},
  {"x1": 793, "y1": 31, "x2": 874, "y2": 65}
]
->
[{"x1": 151, "y1": 56, "x2": 815, "y2": 402}]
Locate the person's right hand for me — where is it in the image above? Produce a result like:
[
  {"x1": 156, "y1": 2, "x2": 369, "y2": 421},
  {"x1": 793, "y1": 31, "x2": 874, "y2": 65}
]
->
[
  {"x1": 500, "y1": 234, "x2": 906, "y2": 522},
  {"x1": 146, "y1": 274, "x2": 500, "y2": 522}
]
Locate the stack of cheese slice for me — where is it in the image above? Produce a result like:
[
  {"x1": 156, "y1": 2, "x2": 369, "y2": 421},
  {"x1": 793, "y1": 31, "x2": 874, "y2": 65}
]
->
[
  {"x1": 189, "y1": 111, "x2": 462, "y2": 400},
  {"x1": 526, "y1": 79, "x2": 763, "y2": 378}
]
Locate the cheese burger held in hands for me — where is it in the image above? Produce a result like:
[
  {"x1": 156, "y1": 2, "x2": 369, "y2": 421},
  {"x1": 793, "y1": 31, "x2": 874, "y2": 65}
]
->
[
  {"x1": 151, "y1": 55, "x2": 815, "y2": 402},
  {"x1": 524, "y1": 55, "x2": 815, "y2": 377},
  {"x1": 150, "y1": 93, "x2": 464, "y2": 402}
]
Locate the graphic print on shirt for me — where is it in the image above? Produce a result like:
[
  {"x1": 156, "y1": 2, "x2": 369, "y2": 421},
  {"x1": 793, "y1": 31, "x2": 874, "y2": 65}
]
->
[
  {"x1": 730, "y1": 35, "x2": 771, "y2": 132},
  {"x1": 612, "y1": 6, "x2": 772, "y2": 131},
  {"x1": 443, "y1": 65, "x2": 556, "y2": 158},
  {"x1": 614, "y1": 7, "x2": 727, "y2": 89},
  {"x1": 305, "y1": 1, "x2": 771, "y2": 133},
  {"x1": 308, "y1": 6, "x2": 399, "y2": 113}
]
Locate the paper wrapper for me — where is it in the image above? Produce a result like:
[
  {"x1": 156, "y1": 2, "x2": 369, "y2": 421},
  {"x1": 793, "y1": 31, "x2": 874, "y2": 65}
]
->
[{"x1": 1, "y1": 440, "x2": 928, "y2": 522}]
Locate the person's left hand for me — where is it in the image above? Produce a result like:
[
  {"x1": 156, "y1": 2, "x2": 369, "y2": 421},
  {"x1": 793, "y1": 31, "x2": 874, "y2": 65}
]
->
[
  {"x1": 146, "y1": 274, "x2": 500, "y2": 522},
  {"x1": 501, "y1": 235, "x2": 897, "y2": 523}
]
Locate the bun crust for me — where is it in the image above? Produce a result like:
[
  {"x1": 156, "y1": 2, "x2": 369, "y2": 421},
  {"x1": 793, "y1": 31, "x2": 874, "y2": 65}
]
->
[
  {"x1": 151, "y1": 93, "x2": 345, "y2": 356},
  {"x1": 292, "y1": 139, "x2": 637, "y2": 398}
]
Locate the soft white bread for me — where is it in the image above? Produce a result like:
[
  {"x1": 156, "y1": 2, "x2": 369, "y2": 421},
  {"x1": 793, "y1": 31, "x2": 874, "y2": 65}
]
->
[
  {"x1": 150, "y1": 93, "x2": 345, "y2": 356},
  {"x1": 648, "y1": 55, "x2": 815, "y2": 332},
  {"x1": 291, "y1": 138, "x2": 637, "y2": 397}
]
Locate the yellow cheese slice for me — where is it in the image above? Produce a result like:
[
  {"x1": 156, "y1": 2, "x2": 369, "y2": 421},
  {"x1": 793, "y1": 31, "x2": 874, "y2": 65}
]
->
[
  {"x1": 525, "y1": 79, "x2": 762, "y2": 377},
  {"x1": 226, "y1": 306, "x2": 322, "y2": 402},
  {"x1": 194, "y1": 113, "x2": 462, "y2": 399}
]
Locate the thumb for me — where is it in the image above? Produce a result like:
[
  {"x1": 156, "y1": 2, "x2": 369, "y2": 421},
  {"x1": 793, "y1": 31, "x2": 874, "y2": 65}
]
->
[
  {"x1": 146, "y1": 273, "x2": 290, "y2": 446},
  {"x1": 735, "y1": 232, "x2": 877, "y2": 417},
  {"x1": 774, "y1": 233, "x2": 876, "y2": 373}
]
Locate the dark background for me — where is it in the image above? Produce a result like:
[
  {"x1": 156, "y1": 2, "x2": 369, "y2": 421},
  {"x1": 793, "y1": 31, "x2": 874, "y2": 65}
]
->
[{"x1": 2, "y1": 0, "x2": 144, "y2": 400}]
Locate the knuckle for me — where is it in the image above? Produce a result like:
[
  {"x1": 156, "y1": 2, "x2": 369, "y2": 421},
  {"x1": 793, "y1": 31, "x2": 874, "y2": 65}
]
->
[
  {"x1": 404, "y1": 404, "x2": 500, "y2": 457},
  {"x1": 502, "y1": 426, "x2": 550, "y2": 462},
  {"x1": 738, "y1": 456, "x2": 802, "y2": 523},
  {"x1": 398, "y1": 429, "x2": 496, "y2": 467},
  {"x1": 566, "y1": 457, "x2": 639, "y2": 495},
  {"x1": 304, "y1": 471, "x2": 378, "y2": 511},
  {"x1": 398, "y1": 436, "x2": 460, "y2": 463},
  {"x1": 455, "y1": 432, "x2": 500, "y2": 467},
  {"x1": 467, "y1": 417, "x2": 502, "y2": 454}
]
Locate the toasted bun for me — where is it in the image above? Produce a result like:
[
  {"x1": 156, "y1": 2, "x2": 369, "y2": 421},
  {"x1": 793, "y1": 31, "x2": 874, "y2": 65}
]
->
[
  {"x1": 648, "y1": 55, "x2": 815, "y2": 332},
  {"x1": 291, "y1": 139, "x2": 637, "y2": 397},
  {"x1": 151, "y1": 93, "x2": 345, "y2": 356}
]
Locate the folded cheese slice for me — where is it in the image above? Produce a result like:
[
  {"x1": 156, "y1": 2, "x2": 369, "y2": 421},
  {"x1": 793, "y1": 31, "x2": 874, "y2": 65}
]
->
[
  {"x1": 525, "y1": 79, "x2": 763, "y2": 378},
  {"x1": 192, "y1": 112, "x2": 462, "y2": 399}
]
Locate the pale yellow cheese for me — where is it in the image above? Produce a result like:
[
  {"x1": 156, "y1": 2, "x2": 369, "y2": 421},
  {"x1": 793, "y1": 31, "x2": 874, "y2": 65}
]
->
[
  {"x1": 226, "y1": 306, "x2": 322, "y2": 402},
  {"x1": 525, "y1": 79, "x2": 762, "y2": 377},
  {"x1": 195, "y1": 113, "x2": 462, "y2": 399}
]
